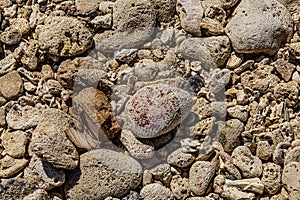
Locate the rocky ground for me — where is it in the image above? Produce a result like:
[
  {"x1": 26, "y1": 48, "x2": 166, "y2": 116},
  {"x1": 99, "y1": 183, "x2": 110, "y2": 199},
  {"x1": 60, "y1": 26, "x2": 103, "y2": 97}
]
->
[{"x1": 0, "y1": 0, "x2": 300, "y2": 199}]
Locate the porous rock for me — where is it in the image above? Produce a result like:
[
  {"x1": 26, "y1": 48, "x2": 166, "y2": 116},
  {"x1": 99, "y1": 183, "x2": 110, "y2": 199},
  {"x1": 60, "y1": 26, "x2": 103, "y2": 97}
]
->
[
  {"x1": 0, "y1": 70, "x2": 23, "y2": 100},
  {"x1": 170, "y1": 175, "x2": 190, "y2": 200},
  {"x1": 1, "y1": 130, "x2": 29, "y2": 158},
  {"x1": 75, "y1": 0, "x2": 104, "y2": 13},
  {"x1": 0, "y1": 178, "x2": 39, "y2": 199},
  {"x1": 262, "y1": 163, "x2": 282, "y2": 195},
  {"x1": 274, "y1": 81, "x2": 299, "y2": 107},
  {"x1": 150, "y1": 0, "x2": 176, "y2": 22},
  {"x1": 0, "y1": 155, "x2": 29, "y2": 178},
  {"x1": 167, "y1": 148, "x2": 195, "y2": 168},
  {"x1": 65, "y1": 149, "x2": 142, "y2": 199},
  {"x1": 282, "y1": 162, "x2": 300, "y2": 195},
  {"x1": 150, "y1": 164, "x2": 172, "y2": 185},
  {"x1": 140, "y1": 183, "x2": 173, "y2": 200}
]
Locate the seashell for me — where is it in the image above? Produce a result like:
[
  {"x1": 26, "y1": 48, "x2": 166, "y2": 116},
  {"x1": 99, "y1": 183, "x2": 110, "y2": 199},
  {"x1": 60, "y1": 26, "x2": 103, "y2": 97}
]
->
[{"x1": 125, "y1": 84, "x2": 193, "y2": 138}]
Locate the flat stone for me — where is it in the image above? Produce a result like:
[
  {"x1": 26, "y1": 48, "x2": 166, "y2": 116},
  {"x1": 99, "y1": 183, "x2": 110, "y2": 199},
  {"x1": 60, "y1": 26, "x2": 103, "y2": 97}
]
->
[
  {"x1": 273, "y1": 59, "x2": 295, "y2": 82},
  {"x1": 1, "y1": 130, "x2": 29, "y2": 158},
  {"x1": 140, "y1": 183, "x2": 173, "y2": 200},
  {"x1": 31, "y1": 108, "x2": 79, "y2": 170},
  {"x1": 0, "y1": 71, "x2": 23, "y2": 100},
  {"x1": 23, "y1": 189, "x2": 49, "y2": 200},
  {"x1": 176, "y1": 0, "x2": 204, "y2": 36},
  {"x1": 0, "y1": 155, "x2": 29, "y2": 178},
  {"x1": 167, "y1": 148, "x2": 195, "y2": 168},
  {"x1": 179, "y1": 36, "x2": 231, "y2": 69},
  {"x1": 36, "y1": 16, "x2": 93, "y2": 57},
  {"x1": 227, "y1": 105, "x2": 248, "y2": 122},
  {"x1": 225, "y1": 0, "x2": 293, "y2": 55},
  {"x1": 24, "y1": 154, "x2": 65, "y2": 190},
  {"x1": 189, "y1": 161, "x2": 216, "y2": 196},
  {"x1": 65, "y1": 149, "x2": 142, "y2": 199},
  {"x1": 262, "y1": 163, "x2": 282, "y2": 195},
  {"x1": 282, "y1": 162, "x2": 300, "y2": 195}
]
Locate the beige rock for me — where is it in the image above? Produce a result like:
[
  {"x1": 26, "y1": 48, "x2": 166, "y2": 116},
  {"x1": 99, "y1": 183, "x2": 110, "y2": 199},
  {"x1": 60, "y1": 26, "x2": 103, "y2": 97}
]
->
[
  {"x1": 256, "y1": 141, "x2": 272, "y2": 161},
  {"x1": 284, "y1": 146, "x2": 300, "y2": 165},
  {"x1": 0, "y1": 71, "x2": 23, "y2": 100},
  {"x1": 274, "y1": 81, "x2": 299, "y2": 107},
  {"x1": 262, "y1": 163, "x2": 282, "y2": 195},
  {"x1": 273, "y1": 59, "x2": 295, "y2": 82},
  {"x1": 23, "y1": 189, "x2": 49, "y2": 200},
  {"x1": 227, "y1": 105, "x2": 248, "y2": 122},
  {"x1": 9, "y1": 18, "x2": 30, "y2": 35},
  {"x1": 0, "y1": 54, "x2": 17, "y2": 76},
  {"x1": 167, "y1": 148, "x2": 195, "y2": 168},
  {"x1": 75, "y1": 0, "x2": 104, "y2": 13},
  {"x1": 170, "y1": 175, "x2": 190, "y2": 200},
  {"x1": 150, "y1": 0, "x2": 176, "y2": 22},
  {"x1": 150, "y1": 164, "x2": 172, "y2": 185},
  {"x1": 0, "y1": 107, "x2": 6, "y2": 127},
  {"x1": 282, "y1": 162, "x2": 300, "y2": 195},
  {"x1": 1, "y1": 130, "x2": 28, "y2": 158},
  {"x1": 225, "y1": 178, "x2": 264, "y2": 194},
  {"x1": 140, "y1": 183, "x2": 173, "y2": 200},
  {"x1": 0, "y1": 28, "x2": 22, "y2": 45},
  {"x1": 0, "y1": 155, "x2": 28, "y2": 178}
]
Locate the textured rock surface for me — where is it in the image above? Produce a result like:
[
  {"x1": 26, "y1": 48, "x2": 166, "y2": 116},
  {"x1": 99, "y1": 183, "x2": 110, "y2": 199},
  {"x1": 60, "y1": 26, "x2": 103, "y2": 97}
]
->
[
  {"x1": 65, "y1": 149, "x2": 142, "y2": 199},
  {"x1": 170, "y1": 175, "x2": 190, "y2": 200},
  {"x1": 262, "y1": 163, "x2": 282, "y2": 195},
  {"x1": 167, "y1": 148, "x2": 195, "y2": 168},
  {"x1": 0, "y1": 71, "x2": 23, "y2": 100},
  {"x1": 0, "y1": 155, "x2": 29, "y2": 178},
  {"x1": 282, "y1": 162, "x2": 300, "y2": 195},
  {"x1": 0, "y1": 178, "x2": 39, "y2": 199},
  {"x1": 75, "y1": 0, "x2": 104, "y2": 13},
  {"x1": 1, "y1": 130, "x2": 29, "y2": 158},
  {"x1": 125, "y1": 84, "x2": 193, "y2": 138},
  {"x1": 140, "y1": 183, "x2": 173, "y2": 200},
  {"x1": 225, "y1": 0, "x2": 293, "y2": 55}
]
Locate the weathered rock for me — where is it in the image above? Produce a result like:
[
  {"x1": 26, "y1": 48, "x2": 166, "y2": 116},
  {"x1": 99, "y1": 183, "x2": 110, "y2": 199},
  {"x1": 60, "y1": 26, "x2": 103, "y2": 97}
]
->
[
  {"x1": 273, "y1": 59, "x2": 295, "y2": 82},
  {"x1": 208, "y1": 68, "x2": 231, "y2": 93},
  {"x1": 0, "y1": 28, "x2": 22, "y2": 45},
  {"x1": 282, "y1": 162, "x2": 300, "y2": 195},
  {"x1": 1, "y1": 130, "x2": 29, "y2": 158},
  {"x1": 256, "y1": 141, "x2": 272, "y2": 161},
  {"x1": 140, "y1": 183, "x2": 173, "y2": 200},
  {"x1": 23, "y1": 189, "x2": 49, "y2": 200},
  {"x1": 150, "y1": 164, "x2": 172, "y2": 185},
  {"x1": 36, "y1": 16, "x2": 93, "y2": 56},
  {"x1": 274, "y1": 81, "x2": 299, "y2": 107},
  {"x1": 125, "y1": 84, "x2": 193, "y2": 138},
  {"x1": 232, "y1": 146, "x2": 263, "y2": 178},
  {"x1": 189, "y1": 161, "x2": 216, "y2": 196},
  {"x1": 262, "y1": 163, "x2": 282, "y2": 195},
  {"x1": 0, "y1": 107, "x2": 6, "y2": 127},
  {"x1": 0, "y1": 54, "x2": 17, "y2": 76},
  {"x1": 225, "y1": 178, "x2": 264, "y2": 194},
  {"x1": 0, "y1": 155, "x2": 29, "y2": 178},
  {"x1": 6, "y1": 105, "x2": 42, "y2": 130},
  {"x1": 225, "y1": 0, "x2": 293, "y2": 55},
  {"x1": 65, "y1": 149, "x2": 142, "y2": 199},
  {"x1": 170, "y1": 175, "x2": 190, "y2": 200},
  {"x1": 31, "y1": 108, "x2": 79, "y2": 170},
  {"x1": 284, "y1": 146, "x2": 300, "y2": 165},
  {"x1": 75, "y1": 0, "x2": 104, "y2": 13},
  {"x1": 9, "y1": 18, "x2": 30, "y2": 35},
  {"x1": 24, "y1": 154, "x2": 65, "y2": 190},
  {"x1": 176, "y1": 0, "x2": 204, "y2": 36},
  {"x1": 150, "y1": 0, "x2": 176, "y2": 22},
  {"x1": 167, "y1": 148, "x2": 195, "y2": 168},
  {"x1": 0, "y1": 71, "x2": 23, "y2": 100},
  {"x1": 179, "y1": 36, "x2": 231, "y2": 69}
]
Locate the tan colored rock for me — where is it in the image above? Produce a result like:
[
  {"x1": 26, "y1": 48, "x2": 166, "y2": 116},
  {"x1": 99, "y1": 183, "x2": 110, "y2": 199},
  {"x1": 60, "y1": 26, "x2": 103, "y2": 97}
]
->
[
  {"x1": 23, "y1": 189, "x2": 49, "y2": 200},
  {"x1": 1, "y1": 130, "x2": 29, "y2": 158},
  {"x1": 0, "y1": 28, "x2": 22, "y2": 45},
  {"x1": 0, "y1": 71, "x2": 23, "y2": 100},
  {"x1": 167, "y1": 148, "x2": 195, "y2": 168},
  {"x1": 262, "y1": 163, "x2": 282, "y2": 195},
  {"x1": 0, "y1": 107, "x2": 6, "y2": 127},
  {"x1": 0, "y1": 155, "x2": 28, "y2": 178},
  {"x1": 274, "y1": 81, "x2": 299, "y2": 107},
  {"x1": 75, "y1": 0, "x2": 104, "y2": 13},
  {"x1": 282, "y1": 162, "x2": 300, "y2": 195},
  {"x1": 256, "y1": 141, "x2": 272, "y2": 161},
  {"x1": 150, "y1": 164, "x2": 172, "y2": 185},
  {"x1": 273, "y1": 59, "x2": 295, "y2": 82},
  {"x1": 140, "y1": 183, "x2": 173, "y2": 200},
  {"x1": 170, "y1": 175, "x2": 190, "y2": 200}
]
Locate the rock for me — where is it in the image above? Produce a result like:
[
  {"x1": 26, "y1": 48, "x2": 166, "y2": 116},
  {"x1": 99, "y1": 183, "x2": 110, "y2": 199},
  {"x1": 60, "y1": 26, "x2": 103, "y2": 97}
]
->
[
  {"x1": 225, "y1": 178, "x2": 264, "y2": 194},
  {"x1": 200, "y1": 17, "x2": 224, "y2": 36},
  {"x1": 24, "y1": 154, "x2": 65, "y2": 190},
  {"x1": 114, "y1": 48, "x2": 138, "y2": 63},
  {"x1": 0, "y1": 71, "x2": 23, "y2": 100},
  {"x1": 0, "y1": 155, "x2": 29, "y2": 178},
  {"x1": 0, "y1": 178, "x2": 39, "y2": 199},
  {"x1": 150, "y1": 164, "x2": 172, "y2": 185},
  {"x1": 120, "y1": 129, "x2": 155, "y2": 159},
  {"x1": 208, "y1": 68, "x2": 231, "y2": 93},
  {"x1": 282, "y1": 162, "x2": 300, "y2": 195},
  {"x1": 122, "y1": 191, "x2": 142, "y2": 200},
  {"x1": 143, "y1": 170, "x2": 153, "y2": 186},
  {"x1": 179, "y1": 36, "x2": 231, "y2": 69},
  {"x1": 0, "y1": 107, "x2": 6, "y2": 127},
  {"x1": 170, "y1": 175, "x2": 190, "y2": 200},
  {"x1": 0, "y1": 28, "x2": 22, "y2": 45},
  {"x1": 284, "y1": 146, "x2": 300, "y2": 165},
  {"x1": 65, "y1": 149, "x2": 142, "y2": 199},
  {"x1": 23, "y1": 189, "x2": 49, "y2": 200},
  {"x1": 9, "y1": 18, "x2": 30, "y2": 35},
  {"x1": 262, "y1": 163, "x2": 282, "y2": 195},
  {"x1": 227, "y1": 105, "x2": 248, "y2": 122},
  {"x1": 140, "y1": 183, "x2": 173, "y2": 200},
  {"x1": 150, "y1": 0, "x2": 176, "y2": 22},
  {"x1": 0, "y1": 54, "x2": 17, "y2": 76},
  {"x1": 75, "y1": 0, "x2": 104, "y2": 13},
  {"x1": 1, "y1": 130, "x2": 29, "y2": 158},
  {"x1": 6, "y1": 105, "x2": 42, "y2": 130},
  {"x1": 274, "y1": 81, "x2": 299, "y2": 107},
  {"x1": 176, "y1": 0, "x2": 204, "y2": 36},
  {"x1": 36, "y1": 16, "x2": 93, "y2": 56},
  {"x1": 91, "y1": 14, "x2": 112, "y2": 29},
  {"x1": 167, "y1": 148, "x2": 195, "y2": 168},
  {"x1": 113, "y1": 0, "x2": 156, "y2": 31},
  {"x1": 225, "y1": 0, "x2": 293, "y2": 55},
  {"x1": 256, "y1": 141, "x2": 272, "y2": 161},
  {"x1": 232, "y1": 146, "x2": 263, "y2": 178},
  {"x1": 31, "y1": 108, "x2": 79, "y2": 170},
  {"x1": 273, "y1": 59, "x2": 295, "y2": 82},
  {"x1": 189, "y1": 161, "x2": 216, "y2": 196}
]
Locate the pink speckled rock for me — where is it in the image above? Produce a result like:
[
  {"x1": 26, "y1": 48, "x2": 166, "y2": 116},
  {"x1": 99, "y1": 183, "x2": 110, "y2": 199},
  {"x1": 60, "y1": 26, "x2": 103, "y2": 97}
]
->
[{"x1": 125, "y1": 84, "x2": 193, "y2": 138}]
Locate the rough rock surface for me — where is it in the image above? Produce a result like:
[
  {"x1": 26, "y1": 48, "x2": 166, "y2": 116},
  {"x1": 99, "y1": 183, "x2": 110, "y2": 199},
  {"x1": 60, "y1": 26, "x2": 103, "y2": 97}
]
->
[
  {"x1": 262, "y1": 163, "x2": 282, "y2": 195},
  {"x1": 65, "y1": 149, "x2": 142, "y2": 199},
  {"x1": 0, "y1": 71, "x2": 23, "y2": 100},
  {"x1": 140, "y1": 183, "x2": 173, "y2": 200},
  {"x1": 1, "y1": 130, "x2": 28, "y2": 158},
  {"x1": 282, "y1": 162, "x2": 300, "y2": 196}
]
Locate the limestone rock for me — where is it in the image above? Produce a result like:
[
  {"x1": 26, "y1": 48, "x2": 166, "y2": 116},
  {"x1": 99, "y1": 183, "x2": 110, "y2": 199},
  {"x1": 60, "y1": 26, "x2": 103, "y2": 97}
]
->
[
  {"x1": 75, "y1": 0, "x2": 104, "y2": 13},
  {"x1": 167, "y1": 148, "x2": 195, "y2": 168},
  {"x1": 262, "y1": 163, "x2": 282, "y2": 195},
  {"x1": 0, "y1": 155, "x2": 28, "y2": 178},
  {"x1": 274, "y1": 81, "x2": 299, "y2": 107},
  {"x1": 170, "y1": 175, "x2": 190, "y2": 200},
  {"x1": 0, "y1": 70, "x2": 23, "y2": 100},
  {"x1": 282, "y1": 162, "x2": 300, "y2": 195},
  {"x1": 1, "y1": 130, "x2": 29, "y2": 158},
  {"x1": 150, "y1": 164, "x2": 172, "y2": 185},
  {"x1": 140, "y1": 183, "x2": 173, "y2": 200}
]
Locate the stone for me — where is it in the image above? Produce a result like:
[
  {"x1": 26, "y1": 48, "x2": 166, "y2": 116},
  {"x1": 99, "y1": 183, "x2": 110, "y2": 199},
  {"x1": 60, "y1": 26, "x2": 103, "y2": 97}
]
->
[
  {"x1": 256, "y1": 141, "x2": 272, "y2": 161},
  {"x1": 150, "y1": 164, "x2": 172, "y2": 185},
  {"x1": 284, "y1": 146, "x2": 300, "y2": 165},
  {"x1": 0, "y1": 178, "x2": 39, "y2": 199},
  {"x1": 0, "y1": 54, "x2": 17, "y2": 76},
  {"x1": 36, "y1": 16, "x2": 93, "y2": 57},
  {"x1": 75, "y1": 0, "x2": 104, "y2": 13},
  {"x1": 1, "y1": 130, "x2": 29, "y2": 158},
  {"x1": 23, "y1": 189, "x2": 49, "y2": 200},
  {"x1": 225, "y1": 0, "x2": 293, "y2": 55},
  {"x1": 262, "y1": 163, "x2": 282, "y2": 195},
  {"x1": 226, "y1": 52, "x2": 243, "y2": 69},
  {"x1": 91, "y1": 14, "x2": 112, "y2": 29},
  {"x1": 0, "y1": 107, "x2": 6, "y2": 127},
  {"x1": 227, "y1": 105, "x2": 248, "y2": 122},
  {"x1": 176, "y1": 0, "x2": 204, "y2": 36},
  {"x1": 273, "y1": 59, "x2": 295, "y2": 82},
  {"x1": 125, "y1": 84, "x2": 193, "y2": 138},
  {"x1": 0, "y1": 71, "x2": 23, "y2": 100},
  {"x1": 225, "y1": 178, "x2": 264, "y2": 194},
  {"x1": 232, "y1": 146, "x2": 263, "y2": 178},
  {"x1": 189, "y1": 161, "x2": 216, "y2": 196},
  {"x1": 282, "y1": 162, "x2": 300, "y2": 195},
  {"x1": 122, "y1": 191, "x2": 142, "y2": 200},
  {"x1": 24, "y1": 154, "x2": 65, "y2": 190},
  {"x1": 113, "y1": 0, "x2": 156, "y2": 31},
  {"x1": 274, "y1": 81, "x2": 299, "y2": 107},
  {"x1": 6, "y1": 105, "x2": 42, "y2": 130},
  {"x1": 31, "y1": 108, "x2": 79, "y2": 170},
  {"x1": 179, "y1": 36, "x2": 231, "y2": 69},
  {"x1": 140, "y1": 183, "x2": 173, "y2": 200},
  {"x1": 9, "y1": 18, "x2": 30, "y2": 35},
  {"x1": 170, "y1": 175, "x2": 190, "y2": 200},
  {"x1": 150, "y1": 0, "x2": 176, "y2": 22},
  {"x1": 65, "y1": 149, "x2": 142, "y2": 199},
  {"x1": 0, "y1": 28, "x2": 22, "y2": 45},
  {"x1": 200, "y1": 17, "x2": 224, "y2": 36},
  {"x1": 167, "y1": 148, "x2": 195, "y2": 168},
  {"x1": 208, "y1": 68, "x2": 231, "y2": 93},
  {"x1": 0, "y1": 155, "x2": 29, "y2": 178},
  {"x1": 114, "y1": 49, "x2": 138, "y2": 63},
  {"x1": 143, "y1": 170, "x2": 153, "y2": 186}
]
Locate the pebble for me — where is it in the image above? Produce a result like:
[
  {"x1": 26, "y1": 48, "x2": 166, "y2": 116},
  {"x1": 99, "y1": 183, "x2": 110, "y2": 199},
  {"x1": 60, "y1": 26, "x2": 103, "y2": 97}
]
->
[
  {"x1": 208, "y1": 68, "x2": 231, "y2": 93},
  {"x1": 0, "y1": 107, "x2": 6, "y2": 127},
  {"x1": 0, "y1": 155, "x2": 29, "y2": 178},
  {"x1": 225, "y1": 177, "x2": 264, "y2": 194},
  {"x1": 140, "y1": 183, "x2": 173, "y2": 200},
  {"x1": 150, "y1": 164, "x2": 173, "y2": 185},
  {"x1": 189, "y1": 161, "x2": 216, "y2": 196},
  {"x1": 232, "y1": 146, "x2": 263, "y2": 178},
  {"x1": 114, "y1": 48, "x2": 138, "y2": 63},
  {"x1": 284, "y1": 146, "x2": 300, "y2": 165},
  {"x1": 36, "y1": 16, "x2": 93, "y2": 56},
  {"x1": 225, "y1": 0, "x2": 293, "y2": 55},
  {"x1": 91, "y1": 14, "x2": 112, "y2": 29},
  {"x1": 6, "y1": 105, "x2": 42, "y2": 130},
  {"x1": 167, "y1": 148, "x2": 195, "y2": 168},
  {"x1": 179, "y1": 36, "x2": 231, "y2": 69},
  {"x1": 256, "y1": 141, "x2": 272, "y2": 161},
  {"x1": 262, "y1": 163, "x2": 282, "y2": 195},
  {"x1": 0, "y1": 28, "x2": 22, "y2": 45},
  {"x1": 1, "y1": 130, "x2": 28, "y2": 158},
  {"x1": 24, "y1": 154, "x2": 65, "y2": 190},
  {"x1": 125, "y1": 84, "x2": 193, "y2": 138},
  {"x1": 227, "y1": 105, "x2": 248, "y2": 122},
  {"x1": 273, "y1": 59, "x2": 295, "y2": 82},
  {"x1": 226, "y1": 52, "x2": 243, "y2": 69},
  {"x1": 9, "y1": 18, "x2": 30, "y2": 35},
  {"x1": 65, "y1": 149, "x2": 142, "y2": 199},
  {"x1": 282, "y1": 162, "x2": 300, "y2": 196},
  {"x1": 176, "y1": 0, "x2": 204, "y2": 36},
  {"x1": 31, "y1": 108, "x2": 79, "y2": 170},
  {"x1": 0, "y1": 70, "x2": 23, "y2": 100},
  {"x1": 75, "y1": 0, "x2": 104, "y2": 13},
  {"x1": 0, "y1": 54, "x2": 17, "y2": 76},
  {"x1": 170, "y1": 175, "x2": 190, "y2": 200},
  {"x1": 274, "y1": 81, "x2": 299, "y2": 107}
]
